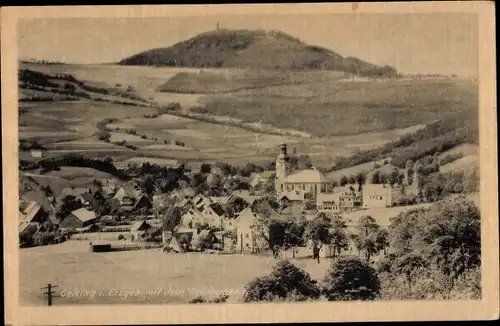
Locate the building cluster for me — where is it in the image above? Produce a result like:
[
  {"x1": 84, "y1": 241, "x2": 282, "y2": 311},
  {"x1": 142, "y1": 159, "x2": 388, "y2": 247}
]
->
[{"x1": 19, "y1": 143, "x2": 421, "y2": 254}]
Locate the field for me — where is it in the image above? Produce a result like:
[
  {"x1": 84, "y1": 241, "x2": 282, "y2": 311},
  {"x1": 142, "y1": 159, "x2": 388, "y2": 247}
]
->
[
  {"x1": 441, "y1": 155, "x2": 479, "y2": 173},
  {"x1": 195, "y1": 77, "x2": 478, "y2": 137},
  {"x1": 18, "y1": 63, "x2": 478, "y2": 170},
  {"x1": 19, "y1": 242, "x2": 332, "y2": 306}
]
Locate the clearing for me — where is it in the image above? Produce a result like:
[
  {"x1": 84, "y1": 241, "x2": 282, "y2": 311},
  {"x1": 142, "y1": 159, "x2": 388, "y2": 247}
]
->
[{"x1": 20, "y1": 242, "x2": 331, "y2": 306}]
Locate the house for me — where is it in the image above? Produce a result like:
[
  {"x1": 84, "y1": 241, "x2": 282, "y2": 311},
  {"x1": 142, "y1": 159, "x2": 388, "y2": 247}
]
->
[
  {"x1": 19, "y1": 201, "x2": 48, "y2": 233},
  {"x1": 362, "y1": 184, "x2": 393, "y2": 208},
  {"x1": 30, "y1": 148, "x2": 47, "y2": 158},
  {"x1": 164, "y1": 235, "x2": 182, "y2": 253},
  {"x1": 192, "y1": 194, "x2": 214, "y2": 211},
  {"x1": 21, "y1": 190, "x2": 56, "y2": 214},
  {"x1": 274, "y1": 144, "x2": 333, "y2": 197},
  {"x1": 208, "y1": 196, "x2": 230, "y2": 206},
  {"x1": 113, "y1": 184, "x2": 140, "y2": 205},
  {"x1": 180, "y1": 207, "x2": 205, "y2": 229},
  {"x1": 234, "y1": 207, "x2": 268, "y2": 254},
  {"x1": 130, "y1": 220, "x2": 152, "y2": 241},
  {"x1": 133, "y1": 193, "x2": 152, "y2": 212},
  {"x1": 19, "y1": 141, "x2": 47, "y2": 158},
  {"x1": 59, "y1": 207, "x2": 99, "y2": 229},
  {"x1": 198, "y1": 202, "x2": 225, "y2": 229},
  {"x1": 316, "y1": 193, "x2": 342, "y2": 213}
]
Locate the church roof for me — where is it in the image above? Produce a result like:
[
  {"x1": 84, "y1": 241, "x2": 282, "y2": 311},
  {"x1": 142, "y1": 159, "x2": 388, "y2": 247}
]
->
[{"x1": 285, "y1": 168, "x2": 329, "y2": 184}]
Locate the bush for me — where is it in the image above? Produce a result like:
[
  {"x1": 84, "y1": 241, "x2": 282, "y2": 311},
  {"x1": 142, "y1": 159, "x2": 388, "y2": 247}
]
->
[
  {"x1": 117, "y1": 234, "x2": 125, "y2": 240},
  {"x1": 189, "y1": 295, "x2": 206, "y2": 304},
  {"x1": 322, "y1": 257, "x2": 381, "y2": 301},
  {"x1": 243, "y1": 260, "x2": 320, "y2": 302}
]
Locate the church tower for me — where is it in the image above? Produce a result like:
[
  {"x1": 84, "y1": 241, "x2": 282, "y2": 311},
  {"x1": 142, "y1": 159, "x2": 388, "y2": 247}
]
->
[{"x1": 275, "y1": 143, "x2": 289, "y2": 194}]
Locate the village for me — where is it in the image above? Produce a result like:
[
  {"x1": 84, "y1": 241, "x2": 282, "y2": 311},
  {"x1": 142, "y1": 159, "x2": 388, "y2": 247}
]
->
[{"x1": 19, "y1": 142, "x2": 430, "y2": 259}]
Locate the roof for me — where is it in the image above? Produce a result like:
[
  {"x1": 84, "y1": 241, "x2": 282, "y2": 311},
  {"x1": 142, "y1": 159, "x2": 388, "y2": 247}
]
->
[
  {"x1": 209, "y1": 202, "x2": 225, "y2": 216},
  {"x1": 130, "y1": 220, "x2": 151, "y2": 232},
  {"x1": 21, "y1": 190, "x2": 54, "y2": 211},
  {"x1": 70, "y1": 208, "x2": 97, "y2": 223},
  {"x1": 209, "y1": 196, "x2": 230, "y2": 205},
  {"x1": 284, "y1": 168, "x2": 329, "y2": 184},
  {"x1": 230, "y1": 191, "x2": 262, "y2": 206},
  {"x1": 279, "y1": 189, "x2": 305, "y2": 202},
  {"x1": 21, "y1": 201, "x2": 42, "y2": 223},
  {"x1": 176, "y1": 227, "x2": 197, "y2": 234}
]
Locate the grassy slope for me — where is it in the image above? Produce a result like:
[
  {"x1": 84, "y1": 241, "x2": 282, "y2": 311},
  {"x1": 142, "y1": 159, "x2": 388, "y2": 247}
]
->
[{"x1": 196, "y1": 77, "x2": 477, "y2": 137}]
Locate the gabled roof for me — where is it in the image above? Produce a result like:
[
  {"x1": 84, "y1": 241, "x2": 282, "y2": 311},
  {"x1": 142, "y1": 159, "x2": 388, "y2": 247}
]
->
[
  {"x1": 21, "y1": 190, "x2": 54, "y2": 213},
  {"x1": 285, "y1": 168, "x2": 329, "y2": 184},
  {"x1": 208, "y1": 196, "x2": 230, "y2": 205},
  {"x1": 279, "y1": 189, "x2": 305, "y2": 202},
  {"x1": 21, "y1": 201, "x2": 42, "y2": 223},
  {"x1": 130, "y1": 220, "x2": 151, "y2": 232},
  {"x1": 209, "y1": 202, "x2": 225, "y2": 216},
  {"x1": 70, "y1": 208, "x2": 97, "y2": 223}
]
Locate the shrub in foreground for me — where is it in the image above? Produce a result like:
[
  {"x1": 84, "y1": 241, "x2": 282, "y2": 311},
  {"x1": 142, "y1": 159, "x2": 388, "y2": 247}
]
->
[
  {"x1": 243, "y1": 260, "x2": 320, "y2": 302},
  {"x1": 322, "y1": 257, "x2": 380, "y2": 301}
]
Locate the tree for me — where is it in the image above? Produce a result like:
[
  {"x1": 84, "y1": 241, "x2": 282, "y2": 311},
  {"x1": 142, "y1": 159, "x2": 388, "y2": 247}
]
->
[
  {"x1": 243, "y1": 260, "x2": 321, "y2": 302},
  {"x1": 96, "y1": 130, "x2": 111, "y2": 142},
  {"x1": 329, "y1": 215, "x2": 349, "y2": 259},
  {"x1": 355, "y1": 172, "x2": 366, "y2": 191},
  {"x1": 207, "y1": 173, "x2": 221, "y2": 188},
  {"x1": 162, "y1": 205, "x2": 182, "y2": 233},
  {"x1": 350, "y1": 216, "x2": 383, "y2": 263},
  {"x1": 415, "y1": 197, "x2": 481, "y2": 292},
  {"x1": 304, "y1": 214, "x2": 332, "y2": 262},
  {"x1": 370, "y1": 170, "x2": 381, "y2": 184},
  {"x1": 191, "y1": 230, "x2": 213, "y2": 251},
  {"x1": 200, "y1": 163, "x2": 212, "y2": 174},
  {"x1": 141, "y1": 175, "x2": 155, "y2": 195},
  {"x1": 392, "y1": 253, "x2": 429, "y2": 295},
  {"x1": 224, "y1": 197, "x2": 249, "y2": 217},
  {"x1": 283, "y1": 218, "x2": 307, "y2": 258},
  {"x1": 56, "y1": 195, "x2": 83, "y2": 221},
  {"x1": 339, "y1": 175, "x2": 348, "y2": 187},
  {"x1": 190, "y1": 172, "x2": 207, "y2": 188},
  {"x1": 322, "y1": 257, "x2": 381, "y2": 301}
]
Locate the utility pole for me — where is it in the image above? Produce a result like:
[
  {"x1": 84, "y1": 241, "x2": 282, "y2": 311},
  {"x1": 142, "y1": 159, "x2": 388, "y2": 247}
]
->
[
  {"x1": 216, "y1": 22, "x2": 219, "y2": 30},
  {"x1": 41, "y1": 283, "x2": 58, "y2": 306}
]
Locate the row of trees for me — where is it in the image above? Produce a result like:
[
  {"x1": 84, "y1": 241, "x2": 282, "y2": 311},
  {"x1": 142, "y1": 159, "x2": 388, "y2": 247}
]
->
[
  {"x1": 330, "y1": 118, "x2": 478, "y2": 172},
  {"x1": 243, "y1": 196, "x2": 480, "y2": 302},
  {"x1": 243, "y1": 258, "x2": 380, "y2": 302}
]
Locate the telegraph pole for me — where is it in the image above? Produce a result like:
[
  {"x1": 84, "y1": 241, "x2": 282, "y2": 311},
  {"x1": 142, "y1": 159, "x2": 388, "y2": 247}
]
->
[{"x1": 41, "y1": 283, "x2": 58, "y2": 306}]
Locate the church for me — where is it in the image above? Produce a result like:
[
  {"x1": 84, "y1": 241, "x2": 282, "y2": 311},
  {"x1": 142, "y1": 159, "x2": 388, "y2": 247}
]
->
[{"x1": 274, "y1": 144, "x2": 332, "y2": 197}]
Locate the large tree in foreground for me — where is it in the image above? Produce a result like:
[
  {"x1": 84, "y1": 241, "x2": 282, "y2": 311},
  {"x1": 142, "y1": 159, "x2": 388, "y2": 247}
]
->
[
  {"x1": 322, "y1": 257, "x2": 380, "y2": 301},
  {"x1": 243, "y1": 260, "x2": 321, "y2": 302}
]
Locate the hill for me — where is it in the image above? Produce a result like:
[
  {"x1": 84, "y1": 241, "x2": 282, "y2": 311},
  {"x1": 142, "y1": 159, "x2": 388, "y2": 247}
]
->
[{"x1": 119, "y1": 29, "x2": 398, "y2": 77}]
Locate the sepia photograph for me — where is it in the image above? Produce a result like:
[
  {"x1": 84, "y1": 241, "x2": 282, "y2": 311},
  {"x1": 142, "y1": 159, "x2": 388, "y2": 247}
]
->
[{"x1": 2, "y1": 2, "x2": 498, "y2": 325}]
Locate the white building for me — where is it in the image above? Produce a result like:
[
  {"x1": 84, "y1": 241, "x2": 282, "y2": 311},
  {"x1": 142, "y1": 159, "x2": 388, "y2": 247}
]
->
[{"x1": 275, "y1": 144, "x2": 332, "y2": 197}]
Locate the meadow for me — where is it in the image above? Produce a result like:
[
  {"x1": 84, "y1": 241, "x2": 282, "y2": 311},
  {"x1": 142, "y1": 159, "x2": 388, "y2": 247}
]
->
[
  {"x1": 195, "y1": 77, "x2": 477, "y2": 137},
  {"x1": 19, "y1": 242, "x2": 331, "y2": 306},
  {"x1": 18, "y1": 63, "x2": 478, "y2": 171}
]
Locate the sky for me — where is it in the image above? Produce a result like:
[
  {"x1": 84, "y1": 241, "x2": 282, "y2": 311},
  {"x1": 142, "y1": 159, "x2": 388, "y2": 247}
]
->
[{"x1": 18, "y1": 13, "x2": 478, "y2": 77}]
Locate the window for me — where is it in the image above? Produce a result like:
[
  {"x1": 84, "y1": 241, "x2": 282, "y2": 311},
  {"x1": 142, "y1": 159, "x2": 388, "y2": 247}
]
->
[{"x1": 245, "y1": 234, "x2": 249, "y2": 238}]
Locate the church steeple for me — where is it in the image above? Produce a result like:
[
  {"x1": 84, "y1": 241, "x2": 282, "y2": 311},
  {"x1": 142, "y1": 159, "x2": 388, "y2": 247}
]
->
[{"x1": 275, "y1": 143, "x2": 289, "y2": 194}]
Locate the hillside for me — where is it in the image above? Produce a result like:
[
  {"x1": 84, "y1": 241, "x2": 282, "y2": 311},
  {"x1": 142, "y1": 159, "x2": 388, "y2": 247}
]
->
[{"x1": 119, "y1": 29, "x2": 398, "y2": 77}]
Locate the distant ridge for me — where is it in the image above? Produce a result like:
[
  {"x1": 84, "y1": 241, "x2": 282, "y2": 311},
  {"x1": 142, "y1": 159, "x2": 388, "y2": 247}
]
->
[{"x1": 119, "y1": 29, "x2": 398, "y2": 77}]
